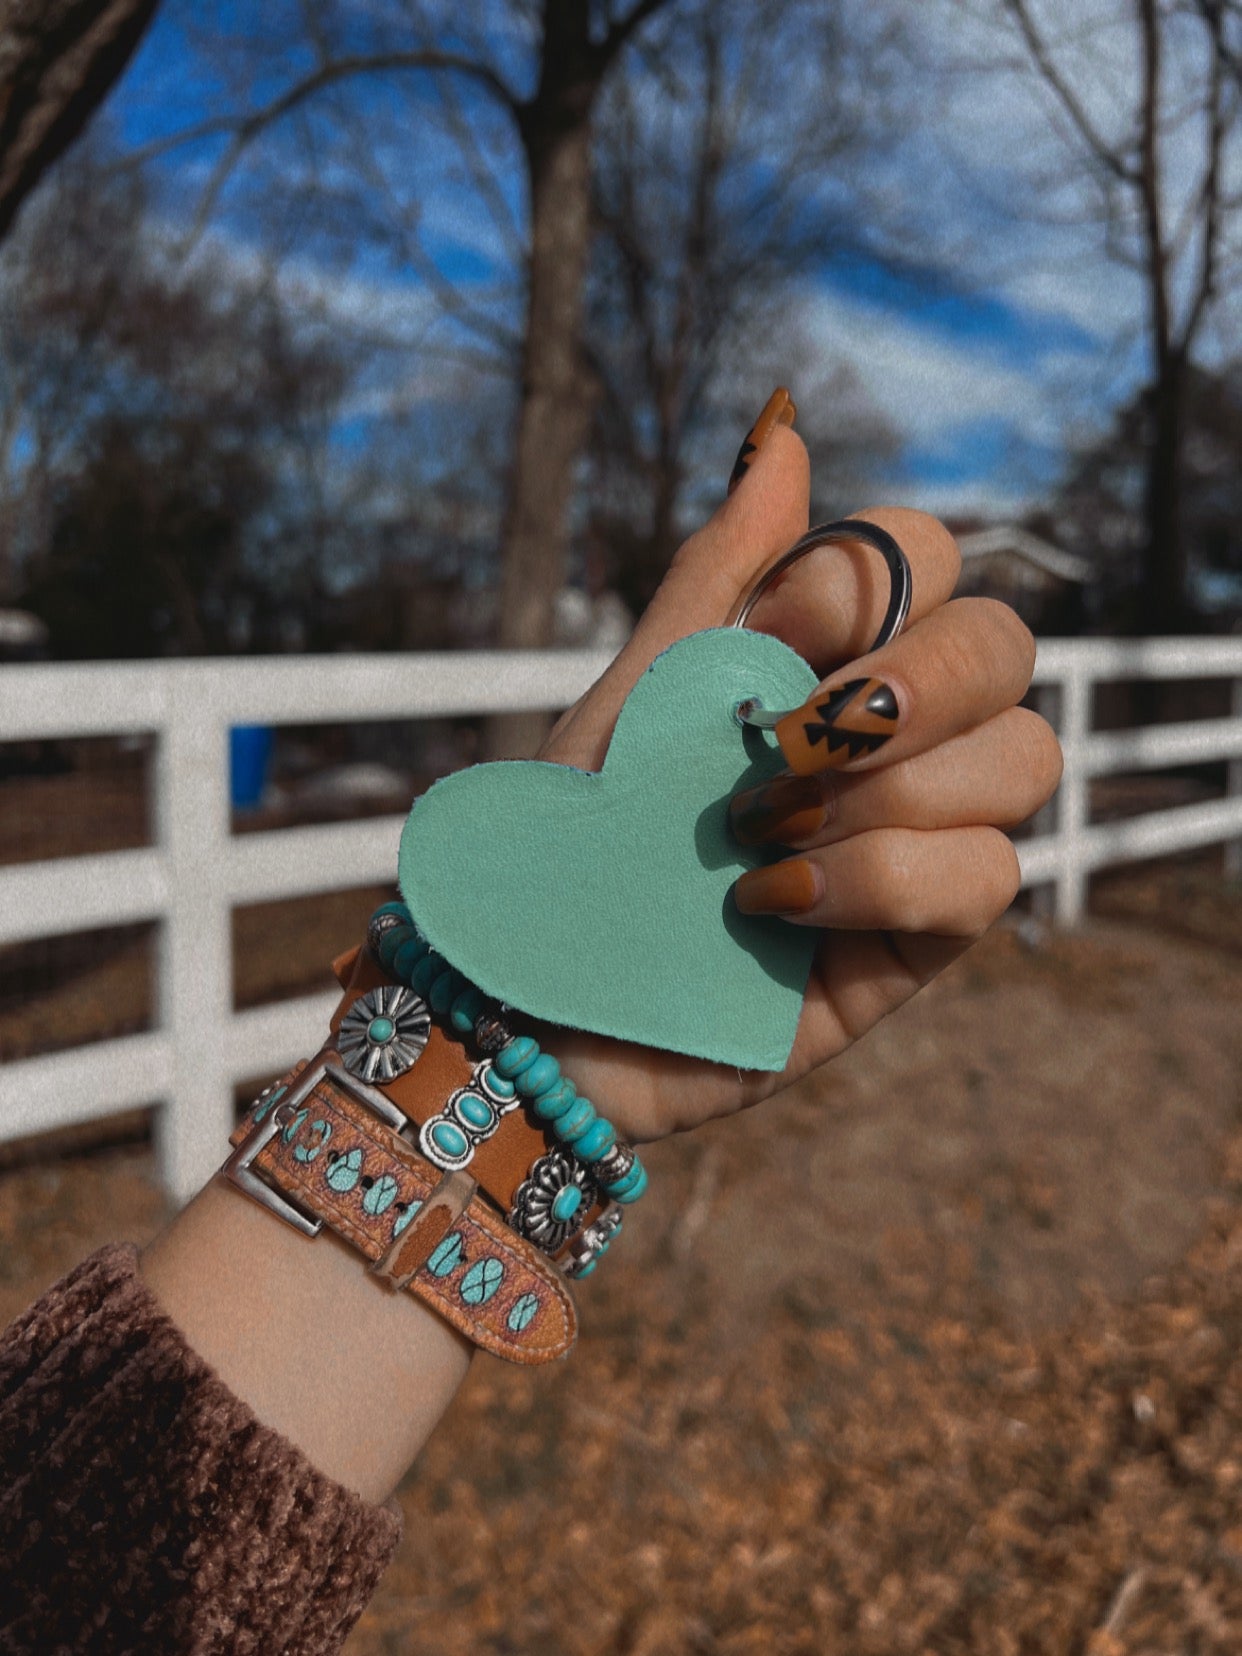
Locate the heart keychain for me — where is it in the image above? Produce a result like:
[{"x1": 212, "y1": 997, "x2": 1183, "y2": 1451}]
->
[{"x1": 398, "y1": 521, "x2": 911, "y2": 1071}]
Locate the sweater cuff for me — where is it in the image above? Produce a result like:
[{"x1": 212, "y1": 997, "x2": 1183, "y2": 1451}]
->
[{"x1": 0, "y1": 1240, "x2": 403, "y2": 1654}]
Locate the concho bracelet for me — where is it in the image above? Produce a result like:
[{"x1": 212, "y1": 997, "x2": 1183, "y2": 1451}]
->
[{"x1": 219, "y1": 903, "x2": 645, "y2": 1365}]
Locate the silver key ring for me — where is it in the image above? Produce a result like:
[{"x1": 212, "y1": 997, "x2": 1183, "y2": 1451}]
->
[{"x1": 726, "y1": 518, "x2": 912, "y2": 729}]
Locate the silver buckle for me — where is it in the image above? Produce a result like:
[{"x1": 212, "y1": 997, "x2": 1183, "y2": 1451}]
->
[{"x1": 221, "y1": 1056, "x2": 412, "y2": 1237}]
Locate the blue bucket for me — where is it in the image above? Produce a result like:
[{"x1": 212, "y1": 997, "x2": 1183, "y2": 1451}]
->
[{"x1": 230, "y1": 725, "x2": 273, "y2": 811}]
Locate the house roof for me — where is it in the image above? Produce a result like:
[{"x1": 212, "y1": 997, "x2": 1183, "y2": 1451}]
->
[{"x1": 956, "y1": 527, "x2": 1091, "y2": 585}]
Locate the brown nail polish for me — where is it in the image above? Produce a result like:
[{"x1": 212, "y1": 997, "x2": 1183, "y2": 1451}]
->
[
  {"x1": 775, "y1": 677, "x2": 900, "y2": 777},
  {"x1": 727, "y1": 387, "x2": 797, "y2": 496},
  {"x1": 733, "y1": 859, "x2": 820, "y2": 917},
  {"x1": 730, "y1": 773, "x2": 832, "y2": 846}
]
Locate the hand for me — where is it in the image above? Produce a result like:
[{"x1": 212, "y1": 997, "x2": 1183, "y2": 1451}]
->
[{"x1": 535, "y1": 409, "x2": 1062, "y2": 1144}]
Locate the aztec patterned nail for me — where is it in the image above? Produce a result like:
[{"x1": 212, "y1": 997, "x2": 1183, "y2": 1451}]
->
[
  {"x1": 727, "y1": 386, "x2": 797, "y2": 495},
  {"x1": 774, "y1": 677, "x2": 901, "y2": 776},
  {"x1": 730, "y1": 773, "x2": 833, "y2": 847},
  {"x1": 733, "y1": 859, "x2": 820, "y2": 916}
]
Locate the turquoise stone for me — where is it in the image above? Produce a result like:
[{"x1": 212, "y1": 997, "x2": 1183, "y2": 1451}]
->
[
  {"x1": 431, "y1": 1120, "x2": 469, "y2": 1159},
  {"x1": 551, "y1": 1185, "x2": 583, "y2": 1224},
  {"x1": 494, "y1": 1036, "x2": 538, "y2": 1079},
  {"x1": 483, "y1": 1069, "x2": 515, "y2": 1100},
  {"x1": 362, "y1": 1173, "x2": 399, "y2": 1215},
  {"x1": 532, "y1": 1081, "x2": 575, "y2": 1122},
  {"x1": 456, "y1": 1092, "x2": 494, "y2": 1130},
  {"x1": 428, "y1": 969, "x2": 460, "y2": 1015},
  {"x1": 393, "y1": 936, "x2": 428, "y2": 981},
  {"x1": 556, "y1": 1098, "x2": 597, "y2": 1143},
  {"x1": 460, "y1": 1256, "x2": 505, "y2": 1305},
  {"x1": 611, "y1": 1165, "x2": 648, "y2": 1204},
  {"x1": 573, "y1": 1118, "x2": 616, "y2": 1162},
  {"x1": 378, "y1": 925, "x2": 412, "y2": 971},
  {"x1": 410, "y1": 953, "x2": 438, "y2": 994},
  {"x1": 281, "y1": 1107, "x2": 309, "y2": 1145},
  {"x1": 575, "y1": 1258, "x2": 598, "y2": 1278},
  {"x1": 367, "y1": 1016, "x2": 395, "y2": 1044},
  {"x1": 426, "y1": 1232, "x2": 464, "y2": 1276},
  {"x1": 515, "y1": 1053, "x2": 560, "y2": 1098},
  {"x1": 293, "y1": 1119, "x2": 331, "y2": 1164},
  {"x1": 326, "y1": 1146, "x2": 364, "y2": 1193},
  {"x1": 606, "y1": 1161, "x2": 643, "y2": 1196},
  {"x1": 450, "y1": 987, "x2": 486, "y2": 1034},
  {"x1": 374, "y1": 900, "x2": 412, "y2": 925},
  {"x1": 392, "y1": 1199, "x2": 423, "y2": 1238},
  {"x1": 507, "y1": 1293, "x2": 540, "y2": 1333}
]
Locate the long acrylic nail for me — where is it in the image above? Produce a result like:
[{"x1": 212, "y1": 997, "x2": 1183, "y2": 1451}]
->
[
  {"x1": 730, "y1": 773, "x2": 833, "y2": 846},
  {"x1": 733, "y1": 859, "x2": 821, "y2": 916},
  {"x1": 774, "y1": 677, "x2": 901, "y2": 776},
  {"x1": 727, "y1": 387, "x2": 797, "y2": 496}
]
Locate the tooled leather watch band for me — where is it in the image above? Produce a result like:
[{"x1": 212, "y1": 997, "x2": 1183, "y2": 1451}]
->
[{"x1": 223, "y1": 1055, "x2": 578, "y2": 1364}]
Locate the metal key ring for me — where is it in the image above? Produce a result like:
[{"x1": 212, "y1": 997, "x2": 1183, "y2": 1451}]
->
[{"x1": 726, "y1": 518, "x2": 912, "y2": 729}]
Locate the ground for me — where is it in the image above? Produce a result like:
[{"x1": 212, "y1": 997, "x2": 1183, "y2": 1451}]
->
[{"x1": 1, "y1": 857, "x2": 1240, "y2": 1653}]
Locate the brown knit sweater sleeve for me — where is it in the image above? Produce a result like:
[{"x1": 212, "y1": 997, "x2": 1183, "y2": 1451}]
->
[{"x1": 0, "y1": 1241, "x2": 403, "y2": 1654}]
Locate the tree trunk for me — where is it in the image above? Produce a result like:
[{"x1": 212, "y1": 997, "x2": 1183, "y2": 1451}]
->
[
  {"x1": 0, "y1": 0, "x2": 159, "y2": 241},
  {"x1": 483, "y1": 115, "x2": 595, "y2": 758},
  {"x1": 1138, "y1": 363, "x2": 1190, "y2": 634}
]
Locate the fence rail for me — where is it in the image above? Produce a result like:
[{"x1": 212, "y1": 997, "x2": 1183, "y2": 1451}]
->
[{"x1": 2, "y1": 638, "x2": 1240, "y2": 1205}]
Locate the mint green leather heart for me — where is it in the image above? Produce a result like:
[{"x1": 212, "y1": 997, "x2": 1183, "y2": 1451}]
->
[{"x1": 398, "y1": 627, "x2": 820, "y2": 1070}]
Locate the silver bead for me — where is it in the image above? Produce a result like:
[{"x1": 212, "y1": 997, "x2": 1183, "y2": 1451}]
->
[
  {"x1": 563, "y1": 1203, "x2": 624, "y2": 1278},
  {"x1": 595, "y1": 1143, "x2": 635, "y2": 1186},
  {"x1": 338, "y1": 985, "x2": 430, "y2": 1083},
  {"x1": 366, "y1": 909, "x2": 406, "y2": 958},
  {"x1": 474, "y1": 1011, "x2": 512, "y2": 1055}
]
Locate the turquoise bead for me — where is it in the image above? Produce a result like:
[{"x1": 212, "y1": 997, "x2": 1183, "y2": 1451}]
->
[
  {"x1": 367, "y1": 1016, "x2": 395, "y2": 1044},
  {"x1": 450, "y1": 987, "x2": 486, "y2": 1035},
  {"x1": 456, "y1": 1092, "x2": 494, "y2": 1130},
  {"x1": 573, "y1": 1118, "x2": 616, "y2": 1162},
  {"x1": 515, "y1": 1053, "x2": 560, "y2": 1099},
  {"x1": 410, "y1": 952, "x2": 438, "y2": 994},
  {"x1": 606, "y1": 1161, "x2": 643, "y2": 1196},
  {"x1": 374, "y1": 900, "x2": 411, "y2": 923},
  {"x1": 532, "y1": 1081, "x2": 576, "y2": 1122},
  {"x1": 610, "y1": 1165, "x2": 648, "y2": 1204},
  {"x1": 575, "y1": 1258, "x2": 598, "y2": 1278},
  {"x1": 494, "y1": 1036, "x2": 539, "y2": 1079},
  {"x1": 556, "y1": 1098, "x2": 597, "y2": 1143},
  {"x1": 393, "y1": 935, "x2": 429, "y2": 981},
  {"x1": 431, "y1": 1120, "x2": 469, "y2": 1159},
  {"x1": 378, "y1": 925, "x2": 413, "y2": 971},
  {"x1": 428, "y1": 970, "x2": 460, "y2": 1015},
  {"x1": 551, "y1": 1185, "x2": 583, "y2": 1223}
]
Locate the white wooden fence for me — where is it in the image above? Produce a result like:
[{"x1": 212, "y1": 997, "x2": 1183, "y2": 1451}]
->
[{"x1": 1, "y1": 637, "x2": 1240, "y2": 1206}]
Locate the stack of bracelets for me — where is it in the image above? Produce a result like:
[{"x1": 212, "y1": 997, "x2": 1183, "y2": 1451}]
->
[
  {"x1": 366, "y1": 899, "x2": 649, "y2": 1257},
  {"x1": 220, "y1": 897, "x2": 646, "y2": 1366}
]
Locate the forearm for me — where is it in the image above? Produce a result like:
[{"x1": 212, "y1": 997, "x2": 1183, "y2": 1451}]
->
[{"x1": 139, "y1": 1170, "x2": 473, "y2": 1506}]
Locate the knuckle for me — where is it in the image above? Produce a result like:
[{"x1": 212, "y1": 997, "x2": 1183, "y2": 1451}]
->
[{"x1": 858, "y1": 832, "x2": 927, "y2": 930}]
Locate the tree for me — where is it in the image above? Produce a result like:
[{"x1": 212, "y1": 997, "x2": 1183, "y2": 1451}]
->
[
  {"x1": 0, "y1": 154, "x2": 349, "y2": 652},
  {"x1": 0, "y1": 0, "x2": 159, "y2": 239},
  {"x1": 966, "y1": 0, "x2": 1242, "y2": 633},
  {"x1": 1043, "y1": 359, "x2": 1242, "y2": 627},
  {"x1": 584, "y1": 0, "x2": 903, "y2": 613}
]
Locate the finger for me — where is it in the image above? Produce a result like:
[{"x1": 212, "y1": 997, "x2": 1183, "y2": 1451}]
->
[
  {"x1": 730, "y1": 706, "x2": 1062, "y2": 848},
  {"x1": 732, "y1": 824, "x2": 1022, "y2": 934},
  {"x1": 744, "y1": 507, "x2": 962, "y2": 676},
  {"x1": 769, "y1": 596, "x2": 1036, "y2": 779}
]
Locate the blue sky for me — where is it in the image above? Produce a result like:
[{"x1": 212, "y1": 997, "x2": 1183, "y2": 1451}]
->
[{"x1": 94, "y1": 0, "x2": 1229, "y2": 525}]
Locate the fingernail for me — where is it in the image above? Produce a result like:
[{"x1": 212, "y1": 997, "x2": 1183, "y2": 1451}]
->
[
  {"x1": 733, "y1": 859, "x2": 820, "y2": 916},
  {"x1": 775, "y1": 677, "x2": 901, "y2": 776},
  {"x1": 727, "y1": 387, "x2": 797, "y2": 496},
  {"x1": 730, "y1": 773, "x2": 833, "y2": 846}
]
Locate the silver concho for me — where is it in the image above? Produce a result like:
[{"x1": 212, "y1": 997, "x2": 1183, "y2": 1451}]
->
[
  {"x1": 337, "y1": 985, "x2": 430, "y2": 1083},
  {"x1": 418, "y1": 1062, "x2": 521, "y2": 1171},
  {"x1": 509, "y1": 1148, "x2": 598, "y2": 1255},
  {"x1": 563, "y1": 1203, "x2": 623, "y2": 1279}
]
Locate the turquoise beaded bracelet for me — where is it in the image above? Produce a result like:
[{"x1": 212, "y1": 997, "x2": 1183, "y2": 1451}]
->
[{"x1": 365, "y1": 902, "x2": 647, "y2": 1266}]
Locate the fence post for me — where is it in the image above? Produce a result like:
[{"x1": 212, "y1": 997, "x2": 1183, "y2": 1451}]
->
[
  {"x1": 1055, "y1": 656, "x2": 1092, "y2": 925},
  {"x1": 1227, "y1": 672, "x2": 1242, "y2": 883},
  {"x1": 154, "y1": 670, "x2": 234, "y2": 1207}
]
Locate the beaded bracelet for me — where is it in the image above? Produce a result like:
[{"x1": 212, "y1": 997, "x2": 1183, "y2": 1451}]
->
[{"x1": 365, "y1": 901, "x2": 647, "y2": 1276}]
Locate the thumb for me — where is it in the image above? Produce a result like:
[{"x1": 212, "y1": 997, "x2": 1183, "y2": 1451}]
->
[{"x1": 542, "y1": 398, "x2": 810, "y2": 768}]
